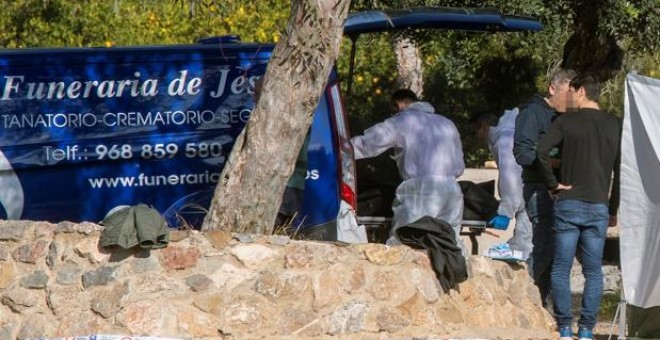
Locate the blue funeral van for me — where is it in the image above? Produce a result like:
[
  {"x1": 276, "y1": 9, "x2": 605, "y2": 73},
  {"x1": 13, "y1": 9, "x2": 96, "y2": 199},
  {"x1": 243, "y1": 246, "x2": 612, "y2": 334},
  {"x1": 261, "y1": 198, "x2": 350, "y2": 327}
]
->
[{"x1": 0, "y1": 8, "x2": 542, "y2": 240}]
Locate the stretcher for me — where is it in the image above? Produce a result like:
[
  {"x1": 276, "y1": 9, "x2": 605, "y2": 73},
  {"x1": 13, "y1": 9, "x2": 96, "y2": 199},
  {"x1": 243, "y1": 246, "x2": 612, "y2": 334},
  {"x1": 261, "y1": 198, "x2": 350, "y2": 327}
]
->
[
  {"x1": 357, "y1": 216, "x2": 488, "y2": 255},
  {"x1": 356, "y1": 179, "x2": 498, "y2": 255}
]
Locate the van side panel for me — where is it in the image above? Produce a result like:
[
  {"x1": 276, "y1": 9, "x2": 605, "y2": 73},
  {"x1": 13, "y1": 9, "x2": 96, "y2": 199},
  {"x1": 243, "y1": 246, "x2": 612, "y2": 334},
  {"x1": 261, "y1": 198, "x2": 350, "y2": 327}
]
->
[
  {"x1": 299, "y1": 94, "x2": 340, "y2": 227},
  {"x1": 0, "y1": 45, "x2": 340, "y2": 230}
]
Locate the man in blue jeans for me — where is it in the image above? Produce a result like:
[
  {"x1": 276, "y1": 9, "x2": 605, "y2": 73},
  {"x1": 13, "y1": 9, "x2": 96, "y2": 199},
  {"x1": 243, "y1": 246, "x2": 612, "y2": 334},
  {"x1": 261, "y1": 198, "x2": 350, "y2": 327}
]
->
[
  {"x1": 537, "y1": 74, "x2": 620, "y2": 340},
  {"x1": 514, "y1": 69, "x2": 576, "y2": 307}
]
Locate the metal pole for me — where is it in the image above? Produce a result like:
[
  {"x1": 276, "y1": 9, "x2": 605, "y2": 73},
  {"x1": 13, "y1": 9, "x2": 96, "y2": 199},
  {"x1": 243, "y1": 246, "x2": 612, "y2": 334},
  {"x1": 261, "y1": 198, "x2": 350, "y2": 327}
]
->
[
  {"x1": 346, "y1": 36, "x2": 358, "y2": 100},
  {"x1": 618, "y1": 289, "x2": 626, "y2": 340}
]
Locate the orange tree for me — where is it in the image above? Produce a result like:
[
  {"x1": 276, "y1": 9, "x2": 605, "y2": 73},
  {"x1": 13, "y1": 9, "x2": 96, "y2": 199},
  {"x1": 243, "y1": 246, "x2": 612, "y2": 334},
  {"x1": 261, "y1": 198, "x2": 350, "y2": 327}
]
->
[
  {"x1": 0, "y1": 0, "x2": 289, "y2": 47},
  {"x1": 348, "y1": 0, "x2": 660, "y2": 166}
]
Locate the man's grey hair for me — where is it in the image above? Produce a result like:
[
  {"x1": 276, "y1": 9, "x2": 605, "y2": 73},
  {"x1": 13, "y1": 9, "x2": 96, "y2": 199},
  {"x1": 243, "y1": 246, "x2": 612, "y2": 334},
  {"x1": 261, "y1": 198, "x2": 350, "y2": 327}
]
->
[{"x1": 550, "y1": 68, "x2": 577, "y2": 87}]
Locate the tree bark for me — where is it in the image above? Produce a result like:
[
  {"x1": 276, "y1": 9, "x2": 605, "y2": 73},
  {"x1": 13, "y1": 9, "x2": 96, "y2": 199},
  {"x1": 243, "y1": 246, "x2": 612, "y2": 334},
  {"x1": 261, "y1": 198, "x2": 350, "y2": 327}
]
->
[
  {"x1": 561, "y1": 0, "x2": 624, "y2": 82},
  {"x1": 393, "y1": 36, "x2": 424, "y2": 97},
  {"x1": 201, "y1": 0, "x2": 351, "y2": 233}
]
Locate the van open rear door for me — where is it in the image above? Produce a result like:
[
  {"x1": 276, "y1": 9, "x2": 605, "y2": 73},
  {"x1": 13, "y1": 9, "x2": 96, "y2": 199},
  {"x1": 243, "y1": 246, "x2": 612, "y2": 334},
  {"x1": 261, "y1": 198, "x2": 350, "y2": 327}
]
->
[
  {"x1": 340, "y1": 7, "x2": 543, "y2": 246},
  {"x1": 342, "y1": 7, "x2": 543, "y2": 97}
]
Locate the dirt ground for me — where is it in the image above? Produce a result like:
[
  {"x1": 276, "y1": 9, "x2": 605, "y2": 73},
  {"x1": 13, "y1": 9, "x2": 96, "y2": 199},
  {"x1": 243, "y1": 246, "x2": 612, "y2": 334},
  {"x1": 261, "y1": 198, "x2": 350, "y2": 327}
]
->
[
  {"x1": 594, "y1": 321, "x2": 621, "y2": 340},
  {"x1": 520, "y1": 300, "x2": 620, "y2": 339}
]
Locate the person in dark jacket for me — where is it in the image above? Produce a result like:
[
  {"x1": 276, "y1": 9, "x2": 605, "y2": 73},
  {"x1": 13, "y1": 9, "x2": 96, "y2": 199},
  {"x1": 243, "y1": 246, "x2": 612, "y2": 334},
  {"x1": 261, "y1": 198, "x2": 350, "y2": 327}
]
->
[
  {"x1": 537, "y1": 74, "x2": 620, "y2": 340},
  {"x1": 513, "y1": 68, "x2": 576, "y2": 307}
]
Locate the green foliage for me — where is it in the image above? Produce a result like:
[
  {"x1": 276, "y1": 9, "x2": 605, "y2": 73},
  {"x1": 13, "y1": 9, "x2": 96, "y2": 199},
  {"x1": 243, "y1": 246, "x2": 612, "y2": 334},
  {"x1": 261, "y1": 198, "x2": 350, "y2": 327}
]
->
[
  {"x1": 599, "y1": 0, "x2": 660, "y2": 53},
  {"x1": 345, "y1": 0, "x2": 660, "y2": 166},
  {"x1": 337, "y1": 34, "x2": 399, "y2": 135},
  {"x1": 0, "y1": 0, "x2": 290, "y2": 48},
  {"x1": 600, "y1": 292, "x2": 622, "y2": 322},
  {"x1": 1, "y1": 0, "x2": 658, "y2": 168}
]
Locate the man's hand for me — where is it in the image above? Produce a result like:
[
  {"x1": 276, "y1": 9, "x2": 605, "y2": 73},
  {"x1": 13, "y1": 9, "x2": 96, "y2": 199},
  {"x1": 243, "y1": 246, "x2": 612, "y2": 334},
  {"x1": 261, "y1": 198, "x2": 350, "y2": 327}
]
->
[
  {"x1": 488, "y1": 215, "x2": 511, "y2": 230},
  {"x1": 549, "y1": 183, "x2": 572, "y2": 199},
  {"x1": 554, "y1": 183, "x2": 572, "y2": 192},
  {"x1": 609, "y1": 215, "x2": 618, "y2": 227}
]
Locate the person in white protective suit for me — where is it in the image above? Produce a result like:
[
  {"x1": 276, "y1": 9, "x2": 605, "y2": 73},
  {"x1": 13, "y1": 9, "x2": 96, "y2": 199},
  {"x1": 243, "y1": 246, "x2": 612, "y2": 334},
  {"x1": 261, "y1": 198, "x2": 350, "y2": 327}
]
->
[
  {"x1": 350, "y1": 89, "x2": 467, "y2": 254},
  {"x1": 472, "y1": 109, "x2": 533, "y2": 260}
]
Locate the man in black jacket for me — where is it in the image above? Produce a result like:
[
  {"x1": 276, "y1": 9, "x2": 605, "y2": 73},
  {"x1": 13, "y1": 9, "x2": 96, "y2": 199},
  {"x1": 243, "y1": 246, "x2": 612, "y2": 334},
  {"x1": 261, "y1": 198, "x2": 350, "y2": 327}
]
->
[
  {"x1": 537, "y1": 74, "x2": 620, "y2": 340},
  {"x1": 513, "y1": 68, "x2": 576, "y2": 307}
]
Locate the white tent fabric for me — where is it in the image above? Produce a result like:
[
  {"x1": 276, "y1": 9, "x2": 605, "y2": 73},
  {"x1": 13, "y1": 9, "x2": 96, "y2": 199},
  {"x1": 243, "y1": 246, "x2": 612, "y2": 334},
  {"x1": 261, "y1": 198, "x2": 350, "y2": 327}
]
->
[{"x1": 621, "y1": 73, "x2": 660, "y2": 308}]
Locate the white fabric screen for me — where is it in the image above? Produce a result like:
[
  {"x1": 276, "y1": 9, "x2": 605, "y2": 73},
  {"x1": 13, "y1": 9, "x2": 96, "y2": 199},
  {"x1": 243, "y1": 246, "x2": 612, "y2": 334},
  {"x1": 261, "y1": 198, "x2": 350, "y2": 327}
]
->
[{"x1": 620, "y1": 73, "x2": 660, "y2": 308}]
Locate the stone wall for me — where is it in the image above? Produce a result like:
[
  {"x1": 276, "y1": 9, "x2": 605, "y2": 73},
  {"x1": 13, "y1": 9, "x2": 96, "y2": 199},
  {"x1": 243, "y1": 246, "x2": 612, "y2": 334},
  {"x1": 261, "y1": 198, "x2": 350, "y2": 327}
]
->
[{"x1": 0, "y1": 220, "x2": 555, "y2": 340}]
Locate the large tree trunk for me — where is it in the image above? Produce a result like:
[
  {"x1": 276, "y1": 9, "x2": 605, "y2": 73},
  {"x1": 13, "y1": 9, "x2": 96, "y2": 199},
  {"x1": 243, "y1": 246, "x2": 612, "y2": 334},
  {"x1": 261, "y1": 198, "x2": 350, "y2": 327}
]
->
[
  {"x1": 201, "y1": 0, "x2": 351, "y2": 233},
  {"x1": 393, "y1": 36, "x2": 424, "y2": 97},
  {"x1": 561, "y1": 0, "x2": 624, "y2": 82}
]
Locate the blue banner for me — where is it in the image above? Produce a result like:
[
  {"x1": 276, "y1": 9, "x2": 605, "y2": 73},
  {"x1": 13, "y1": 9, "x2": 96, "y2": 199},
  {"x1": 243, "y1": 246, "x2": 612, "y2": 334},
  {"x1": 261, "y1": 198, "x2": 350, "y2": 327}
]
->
[
  {"x1": 0, "y1": 45, "x2": 340, "y2": 229},
  {"x1": 0, "y1": 46, "x2": 259, "y2": 225}
]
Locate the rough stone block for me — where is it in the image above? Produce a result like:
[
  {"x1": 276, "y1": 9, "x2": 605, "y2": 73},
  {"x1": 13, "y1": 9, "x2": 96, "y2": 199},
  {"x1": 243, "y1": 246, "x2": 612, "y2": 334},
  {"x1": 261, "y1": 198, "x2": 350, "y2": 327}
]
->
[
  {"x1": 12, "y1": 240, "x2": 48, "y2": 263},
  {"x1": 192, "y1": 292, "x2": 224, "y2": 313},
  {"x1": 2, "y1": 287, "x2": 38, "y2": 313},
  {"x1": 75, "y1": 238, "x2": 109, "y2": 264},
  {"x1": 46, "y1": 241, "x2": 61, "y2": 269},
  {"x1": 230, "y1": 243, "x2": 280, "y2": 268},
  {"x1": 344, "y1": 265, "x2": 366, "y2": 293},
  {"x1": 91, "y1": 281, "x2": 129, "y2": 318},
  {"x1": 47, "y1": 286, "x2": 85, "y2": 316},
  {"x1": 185, "y1": 273, "x2": 213, "y2": 292},
  {"x1": 54, "y1": 221, "x2": 78, "y2": 234},
  {"x1": 34, "y1": 222, "x2": 55, "y2": 239},
  {"x1": 434, "y1": 298, "x2": 465, "y2": 325},
  {"x1": 56, "y1": 311, "x2": 107, "y2": 338},
  {"x1": 128, "y1": 254, "x2": 162, "y2": 273},
  {"x1": 255, "y1": 271, "x2": 283, "y2": 297},
  {"x1": 326, "y1": 300, "x2": 369, "y2": 335},
  {"x1": 312, "y1": 265, "x2": 345, "y2": 311},
  {"x1": 17, "y1": 313, "x2": 48, "y2": 340},
  {"x1": 397, "y1": 292, "x2": 430, "y2": 326},
  {"x1": 0, "y1": 244, "x2": 9, "y2": 261},
  {"x1": 82, "y1": 265, "x2": 119, "y2": 288},
  {"x1": 159, "y1": 245, "x2": 201, "y2": 271},
  {"x1": 266, "y1": 235, "x2": 291, "y2": 246},
  {"x1": 0, "y1": 310, "x2": 18, "y2": 340},
  {"x1": 369, "y1": 269, "x2": 410, "y2": 302},
  {"x1": 56, "y1": 260, "x2": 82, "y2": 285},
  {"x1": 278, "y1": 273, "x2": 312, "y2": 301},
  {"x1": 20, "y1": 269, "x2": 49, "y2": 289},
  {"x1": 177, "y1": 307, "x2": 220, "y2": 337},
  {"x1": 280, "y1": 307, "x2": 322, "y2": 336},
  {"x1": 221, "y1": 295, "x2": 276, "y2": 335},
  {"x1": 0, "y1": 221, "x2": 29, "y2": 241},
  {"x1": 0, "y1": 262, "x2": 15, "y2": 289},
  {"x1": 207, "y1": 230, "x2": 232, "y2": 248},
  {"x1": 116, "y1": 301, "x2": 176, "y2": 336},
  {"x1": 127, "y1": 272, "x2": 186, "y2": 295},
  {"x1": 209, "y1": 262, "x2": 257, "y2": 291},
  {"x1": 360, "y1": 243, "x2": 405, "y2": 265},
  {"x1": 284, "y1": 242, "x2": 314, "y2": 268},
  {"x1": 376, "y1": 307, "x2": 410, "y2": 333}
]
